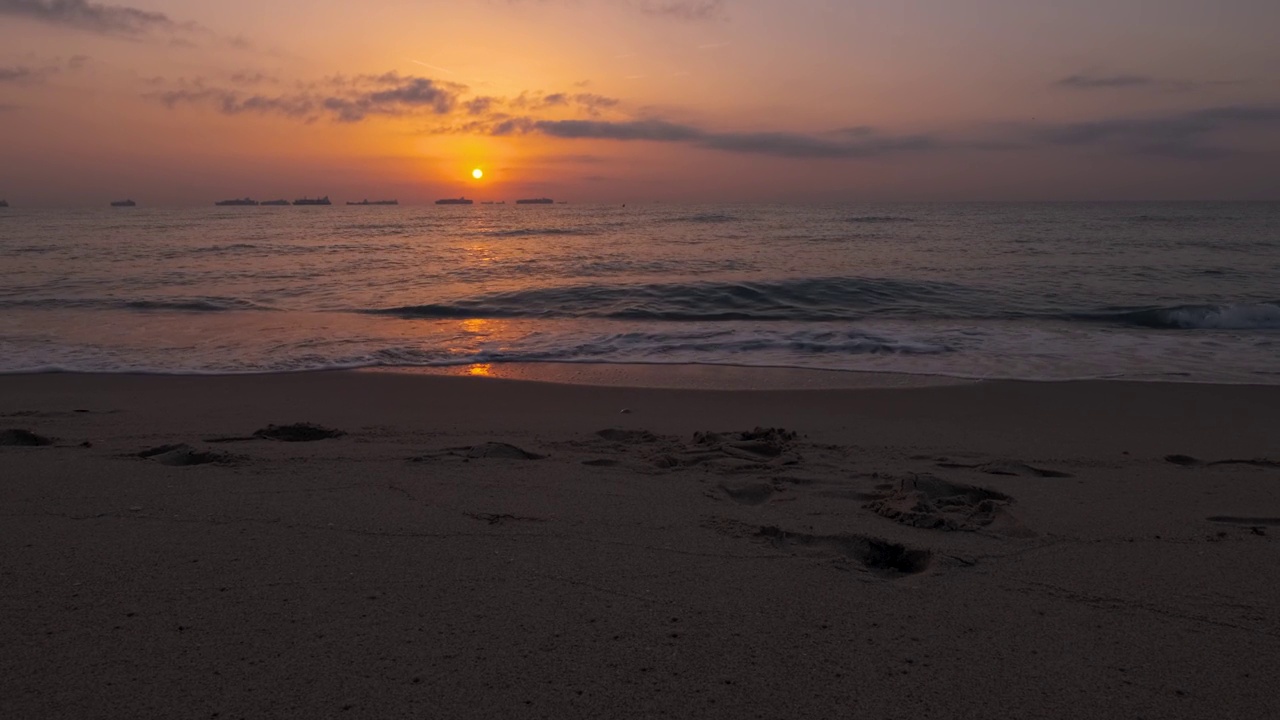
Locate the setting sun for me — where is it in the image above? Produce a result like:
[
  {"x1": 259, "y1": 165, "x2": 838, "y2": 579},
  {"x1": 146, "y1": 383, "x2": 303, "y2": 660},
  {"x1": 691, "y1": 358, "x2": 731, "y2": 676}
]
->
[{"x1": 472, "y1": 168, "x2": 483, "y2": 180}]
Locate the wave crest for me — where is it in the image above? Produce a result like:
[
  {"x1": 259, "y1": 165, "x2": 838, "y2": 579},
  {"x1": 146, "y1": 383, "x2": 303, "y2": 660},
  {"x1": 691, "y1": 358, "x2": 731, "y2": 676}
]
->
[
  {"x1": 366, "y1": 277, "x2": 970, "y2": 322},
  {"x1": 1083, "y1": 303, "x2": 1280, "y2": 330}
]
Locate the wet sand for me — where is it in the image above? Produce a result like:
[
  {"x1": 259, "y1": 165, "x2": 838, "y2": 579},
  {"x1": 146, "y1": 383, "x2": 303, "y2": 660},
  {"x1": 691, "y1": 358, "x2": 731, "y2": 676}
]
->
[{"x1": 2, "y1": 370, "x2": 1278, "y2": 719}]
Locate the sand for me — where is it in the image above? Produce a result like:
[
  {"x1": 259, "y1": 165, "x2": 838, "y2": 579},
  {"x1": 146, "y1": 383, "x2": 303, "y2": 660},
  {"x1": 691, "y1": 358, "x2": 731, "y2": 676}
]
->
[{"x1": 1, "y1": 369, "x2": 1278, "y2": 719}]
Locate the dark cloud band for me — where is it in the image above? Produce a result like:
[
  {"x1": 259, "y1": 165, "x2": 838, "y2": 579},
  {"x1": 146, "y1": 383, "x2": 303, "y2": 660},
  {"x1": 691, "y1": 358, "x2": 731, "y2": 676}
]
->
[{"x1": 0, "y1": 0, "x2": 174, "y2": 36}]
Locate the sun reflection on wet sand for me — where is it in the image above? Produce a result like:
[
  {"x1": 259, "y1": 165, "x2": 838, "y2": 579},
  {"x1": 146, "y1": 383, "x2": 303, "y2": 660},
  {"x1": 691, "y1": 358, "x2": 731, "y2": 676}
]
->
[{"x1": 467, "y1": 363, "x2": 494, "y2": 377}]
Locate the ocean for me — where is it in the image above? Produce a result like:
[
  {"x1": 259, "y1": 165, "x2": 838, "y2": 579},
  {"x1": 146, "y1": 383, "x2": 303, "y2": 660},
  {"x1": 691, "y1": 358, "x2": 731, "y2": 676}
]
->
[{"x1": 1, "y1": 202, "x2": 1277, "y2": 383}]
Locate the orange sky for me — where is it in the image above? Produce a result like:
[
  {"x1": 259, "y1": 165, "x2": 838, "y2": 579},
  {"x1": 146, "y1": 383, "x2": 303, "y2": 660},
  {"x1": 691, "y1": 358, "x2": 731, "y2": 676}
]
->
[{"x1": 2, "y1": 0, "x2": 1279, "y2": 204}]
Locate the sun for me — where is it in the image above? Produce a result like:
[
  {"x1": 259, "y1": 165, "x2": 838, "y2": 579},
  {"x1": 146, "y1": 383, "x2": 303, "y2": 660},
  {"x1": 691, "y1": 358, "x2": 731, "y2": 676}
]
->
[{"x1": 471, "y1": 168, "x2": 483, "y2": 180}]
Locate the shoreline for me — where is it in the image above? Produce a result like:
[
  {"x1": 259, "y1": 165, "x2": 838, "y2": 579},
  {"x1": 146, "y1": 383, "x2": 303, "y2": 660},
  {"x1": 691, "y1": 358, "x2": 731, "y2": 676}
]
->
[
  {"x1": 7, "y1": 359, "x2": 1280, "y2": 391},
  {"x1": 3, "y1": 369, "x2": 1277, "y2": 718}
]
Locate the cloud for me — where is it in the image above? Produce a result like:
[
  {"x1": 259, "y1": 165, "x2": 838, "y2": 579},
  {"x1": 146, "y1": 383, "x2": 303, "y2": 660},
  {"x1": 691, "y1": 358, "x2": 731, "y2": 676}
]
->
[
  {"x1": 146, "y1": 63, "x2": 1280, "y2": 164},
  {"x1": 149, "y1": 73, "x2": 465, "y2": 123},
  {"x1": 1034, "y1": 105, "x2": 1280, "y2": 158},
  {"x1": 467, "y1": 104, "x2": 1280, "y2": 162},
  {"x1": 150, "y1": 69, "x2": 622, "y2": 128},
  {"x1": 0, "y1": 0, "x2": 178, "y2": 37},
  {"x1": 0, "y1": 55, "x2": 88, "y2": 84},
  {"x1": 446, "y1": 89, "x2": 618, "y2": 118},
  {"x1": 0, "y1": 66, "x2": 40, "y2": 82},
  {"x1": 639, "y1": 0, "x2": 727, "y2": 21},
  {"x1": 534, "y1": 118, "x2": 704, "y2": 142},
  {"x1": 229, "y1": 71, "x2": 278, "y2": 87},
  {"x1": 465, "y1": 96, "x2": 496, "y2": 115},
  {"x1": 1053, "y1": 73, "x2": 1239, "y2": 93},
  {"x1": 507, "y1": 0, "x2": 729, "y2": 21},
  {"x1": 1055, "y1": 74, "x2": 1154, "y2": 89},
  {"x1": 496, "y1": 118, "x2": 939, "y2": 159}
]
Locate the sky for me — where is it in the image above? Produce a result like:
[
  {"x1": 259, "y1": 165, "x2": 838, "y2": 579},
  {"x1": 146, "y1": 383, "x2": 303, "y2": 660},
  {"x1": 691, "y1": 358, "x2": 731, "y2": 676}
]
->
[{"x1": 2, "y1": 0, "x2": 1279, "y2": 204}]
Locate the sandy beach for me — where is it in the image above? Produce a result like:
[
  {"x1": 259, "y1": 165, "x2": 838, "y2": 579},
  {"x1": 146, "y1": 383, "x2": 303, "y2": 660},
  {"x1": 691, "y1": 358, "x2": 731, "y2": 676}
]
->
[{"x1": 2, "y1": 369, "x2": 1278, "y2": 719}]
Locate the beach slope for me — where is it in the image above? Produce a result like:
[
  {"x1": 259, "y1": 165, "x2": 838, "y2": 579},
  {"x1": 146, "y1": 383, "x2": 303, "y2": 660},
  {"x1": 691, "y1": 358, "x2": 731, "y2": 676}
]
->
[{"x1": 2, "y1": 371, "x2": 1277, "y2": 719}]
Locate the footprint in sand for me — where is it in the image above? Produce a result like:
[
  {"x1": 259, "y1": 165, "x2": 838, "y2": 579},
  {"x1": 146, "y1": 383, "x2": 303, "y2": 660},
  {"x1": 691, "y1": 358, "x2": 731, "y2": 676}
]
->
[
  {"x1": 138, "y1": 444, "x2": 235, "y2": 467},
  {"x1": 582, "y1": 458, "x2": 621, "y2": 467},
  {"x1": 668, "y1": 427, "x2": 803, "y2": 471},
  {"x1": 706, "y1": 518, "x2": 932, "y2": 577},
  {"x1": 583, "y1": 427, "x2": 803, "y2": 473},
  {"x1": 464, "y1": 512, "x2": 545, "y2": 525},
  {"x1": 253, "y1": 423, "x2": 346, "y2": 442},
  {"x1": 717, "y1": 481, "x2": 790, "y2": 506},
  {"x1": 755, "y1": 526, "x2": 933, "y2": 576},
  {"x1": 0, "y1": 429, "x2": 54, "y2": 446},
  {"x1": 864, "y1": 474, "x2": 1033, "y2": 537}
]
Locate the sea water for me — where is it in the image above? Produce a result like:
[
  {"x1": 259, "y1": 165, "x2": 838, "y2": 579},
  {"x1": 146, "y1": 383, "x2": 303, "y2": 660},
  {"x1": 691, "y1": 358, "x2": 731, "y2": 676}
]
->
[{"x1": 1, "y1": 202, "x2": 1277, "y2": 383}]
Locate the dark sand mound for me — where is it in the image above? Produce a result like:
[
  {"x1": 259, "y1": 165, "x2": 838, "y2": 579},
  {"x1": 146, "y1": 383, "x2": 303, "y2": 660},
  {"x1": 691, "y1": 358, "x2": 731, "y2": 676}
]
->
[
  {"x1": 1166, "y1": 454, "x2": 1280, "y2": 468},
  {"x1": 413, "y1": 442, "x2": 547, "y2": 461},
  {"x1": 1207, "y1": 516, "x2": 1280, "y2": 526},
  {"x1": 865, "y1": 474, "x2": 1032, "y2": 536},
  {"x1": 937, "y1": 459, "x2": 1072, "y2": 478},
  {"x1": 253, "y1": 423, "x2": 345, "y2": 442},
  {"x1": 596, "y1": 428, "x2": 659, "y2": 444},
  {"x1": 465, "y1": 442, "x2": 546, "y2": 460},
  {"x1": 138, "y1": 444, "x2": 233, "y2": 467},
  {"x1": 0, "y1": 429, "x2": 54, "y2": 446}
]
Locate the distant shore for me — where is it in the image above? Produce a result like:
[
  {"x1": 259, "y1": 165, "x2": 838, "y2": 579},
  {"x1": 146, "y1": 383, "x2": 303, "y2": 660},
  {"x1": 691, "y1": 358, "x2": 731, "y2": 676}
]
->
[{"x1": 2, "y1": 369, "x2": 1277, "y2": 718}]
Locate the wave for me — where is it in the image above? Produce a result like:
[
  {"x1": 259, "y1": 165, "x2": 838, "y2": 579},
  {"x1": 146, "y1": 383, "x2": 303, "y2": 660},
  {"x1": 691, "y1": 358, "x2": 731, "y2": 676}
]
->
[
  {"x1": 0, "y1": 327, "x2": 951, "y2": 377},
  {"x1": 479, "y1": 228, "x2": 589, "y2": 238},
  {"x1": 1126, "y1": 214, "x2": 1238, "y2": 224},
  {"x1": 1079, "y1": 303, "x2": 1280, "y2": 330},
  {"x1": 365, "y1": 277, "x2": 973, "y2": 322},
  {"x1": 671, "y1": 213, "x2": 739, "y2": 224},
  {"x1": 845, "y1": 216, "x2": 915, "y2": 223},
  {"x1": 125, "y1": 298, "x2": 272, "y2": 312},
  {"x1": 0, "y1": 297, "x2": 275, "y2": 313},
  {"x1": 365, "y1": 278, "x2": 1280, "y2": 332}
]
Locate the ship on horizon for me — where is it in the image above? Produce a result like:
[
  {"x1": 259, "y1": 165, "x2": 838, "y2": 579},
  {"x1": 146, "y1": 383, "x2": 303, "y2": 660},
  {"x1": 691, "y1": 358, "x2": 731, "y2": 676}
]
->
[
  {"x1": 110, "y1": 199, "x2": 136, "y2": 207},
  {"x1": 293, "y1": 196, "x2": 332, "y2": 206},
  {"x1": 516, "y1": 197, "x2": 554, "y2": 205},
  {"x1": 347, "y1": 199, "x2": 398, "y2": 205},
  {"x1": 435, "y1": 197, "x2": 474, "y2": 205},
  {"x1": 260, "y1": 199, "x2": 290, "y2": 206},
  {"x1": 215, "y1": 198, "x2": 259, "y2": 206}
]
